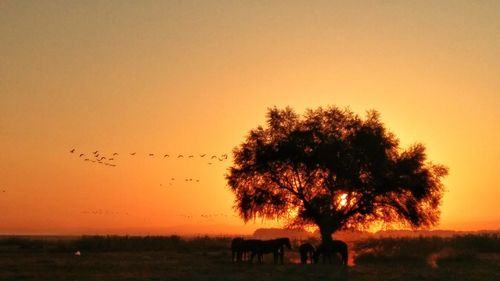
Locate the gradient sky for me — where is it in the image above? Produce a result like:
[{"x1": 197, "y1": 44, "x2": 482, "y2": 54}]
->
[{"x1": 1, "y1": 0, "x2": 499, "y2": 235}]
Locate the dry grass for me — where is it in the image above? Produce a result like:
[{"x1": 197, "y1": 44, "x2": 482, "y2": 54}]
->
[{"x1": 0, "y1": 235, "x2": 498, "y2": 281}]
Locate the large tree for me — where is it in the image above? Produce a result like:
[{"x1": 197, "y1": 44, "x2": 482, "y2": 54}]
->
[{"x1": 226, "y1": 106, "x2": 448, "y2": 243}]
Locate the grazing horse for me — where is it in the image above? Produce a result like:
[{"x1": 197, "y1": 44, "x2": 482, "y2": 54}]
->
[
  {"x1": 313, "y1": 240, "x2": 348, "y2": 266},
  {"x1": 248, "y1": 238, "x2": 292, "y2": 264},
  {"x1": 299, "y1": 243, "x2": 315, "y2": 264},
  {"x1": 231, "y1": 238, "x2": 245, "y2": 262},
  {"x1": 231, "y1": 238, "x2": 256, "y2": 262}
]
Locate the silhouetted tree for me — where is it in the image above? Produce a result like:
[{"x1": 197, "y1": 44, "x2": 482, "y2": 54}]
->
[{"x1": 227, "y1": 106, "x2": 448, "y2": 243}]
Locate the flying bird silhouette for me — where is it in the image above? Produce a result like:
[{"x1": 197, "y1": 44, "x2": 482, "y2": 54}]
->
[
  {"x1": 177, "y1": 155, "x2": 184, "y2": 158},
  {"x1": 149, "y1": 153, "x2": 154, "y2": 156},
  {"x1": 113, "y1": 153, "x2": 119, "y2": 156},
  {"x1": 130, "y1": 152, "x2": 136, "y2": 156},
  {"x1": 211, "y1": 155, "x2": 217, "y2": 159},
  {"x1": 164, "y1": 154, "x2": 170, "y2": 158},
  {"x1": 199, "y1": 154, "x2": 206, "y2": 157},
  {"x1": 79, "y1": 154, "x2": 84, "y2": 157},
  {"x1": 93, "y1": 151, "x2": 98, "y2": 154},
  {"x1": 70, "y1": 149, "x2": 75, "y2": 153},
  {"x1": 188, "y1": 155, "x2": 194, "y2": 158}
]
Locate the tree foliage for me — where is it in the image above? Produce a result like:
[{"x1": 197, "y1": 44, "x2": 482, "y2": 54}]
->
[{"x1": 226, "y1": 106, "x2": 448, "y2": 242}]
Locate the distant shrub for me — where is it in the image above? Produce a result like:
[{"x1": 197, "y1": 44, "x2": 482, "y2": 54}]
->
[
  {"x1": 0, "y1": 235, "x2": 232, "y2": 253},
  {"x1": 353, "y1": 234, "x2": 499, "y2": 265}
]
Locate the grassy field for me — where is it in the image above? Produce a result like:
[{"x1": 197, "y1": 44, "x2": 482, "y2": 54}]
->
[{"x1": 0, "y1": 235, "x2": 498, "y2": 281}]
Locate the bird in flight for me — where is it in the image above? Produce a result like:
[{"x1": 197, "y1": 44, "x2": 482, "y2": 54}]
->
[
  {"x1": 164, "y1": 154, "x2": 170, "y2": 158},
  {"x1": 113, "y1": 152, "x2": 119, "y2": 156},
  {"x1": 84, "y1": 158, "x2": 90, "y2": 161},
  {"x1": 211, "y1": 155, "x2": 218, "y2": 159},
  {"x1": 130, "y1": 152, "x2": 136, "y2": 156},
  {"x1": 149, "y1": 153, "x2": 154, "y2": 156},
  {"x1": 188, "y1": 155, "x2": 194, "y2": 158},
  {"x1": 199, "y1": 154, "x2": 206, "y2": 157},
  {"x1": 108, "y1": 158, "x2": 114, "y2": 161},
  {"x1": 70, "y1": 149, "x2": 75, "y2": 153},
  {"x1": 93, "y1": 151, "x2": 98, "y2": 154},
  {"x1": 79, "y1": 154, "x2": 84, "y2": 157},
  {"x1": 177, "y1": 154, "x2": 184, "y2": 158}
]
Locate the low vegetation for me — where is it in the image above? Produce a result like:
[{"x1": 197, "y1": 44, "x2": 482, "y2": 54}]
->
[
  {"x1": 0, "y1": 234, "x2": 498, "y2": 281},
  {"x1": 353, "y1": 234, "x2": 499, "y2": 266}
]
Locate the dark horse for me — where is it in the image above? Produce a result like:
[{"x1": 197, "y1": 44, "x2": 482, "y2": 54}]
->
[
  {"x1": 248, "y1": 238, "x2": 292, "y2": 264},
  {"x1": 313, "y1": 240, "x2": 348, "y2": 265},
  {"x1": 299, "y1": 243, "x2": 315, "y2": 264},
  {"x1": 231, "y1": 238, "x2": 245, "y2": 262},
  {"x1": 231, "y1": 238, "x2": 258, "y2": 262}
]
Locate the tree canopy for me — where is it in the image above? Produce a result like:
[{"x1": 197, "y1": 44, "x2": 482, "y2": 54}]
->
[{"x1": 226, "y1": 106, "x2": 448, "y2": 242}]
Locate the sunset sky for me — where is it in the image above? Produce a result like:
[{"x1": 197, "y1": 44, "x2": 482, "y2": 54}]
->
[{"x1": 1, "y1": 1, "x2": 499, "y2": 235}]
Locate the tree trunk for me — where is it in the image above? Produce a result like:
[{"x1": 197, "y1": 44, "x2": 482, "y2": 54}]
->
[{"x1": 318, "y1": 224, "x2": 333, "y2": 244}]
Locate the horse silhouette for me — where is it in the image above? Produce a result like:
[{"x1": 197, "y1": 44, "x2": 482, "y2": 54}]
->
[
  {"x1": 231, "y1": 238, "x2": 246, "y2": 262},
  {"x1": 246, "y1": 238, "x2": 292, "y2": 264},
  {"x1": 313, "y1": 240, "x2": 348, "y2": 266},
  {"x1": 299, "y1": 243, "x2": 315, "y2": 264},
  {"x1": 231, "y1": 238, "x2": 256, "y2": 262}
]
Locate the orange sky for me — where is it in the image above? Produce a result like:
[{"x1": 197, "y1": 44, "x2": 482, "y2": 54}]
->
[{"x1": 1, "y1": 1, "x2": 499, "y2": 235}]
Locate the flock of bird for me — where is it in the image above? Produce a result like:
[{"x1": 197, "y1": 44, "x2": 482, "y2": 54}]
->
[
  {"x1": 69, "y1": 148, "x2": 229, "y2": 168},
  {"x1": 160, "y1": 177, "x2": 201, "y2": 187},
  {"x1": 79, "y1": 211, "x2": 234, "y2": 221},
  {"x1": 80, "y1": 210, "x2": 131, "y2": 216},
  {"x1": 69, "y1": 149, "x2": 117, "y2": 167},
  {"x1": 69, "y1": 148, "x2": 230, "y2": 187},
  {"x1": 179, "y1": 213, "x2": 234, "y2": 219}
]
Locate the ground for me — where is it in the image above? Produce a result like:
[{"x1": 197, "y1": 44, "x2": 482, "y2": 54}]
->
[{"x1": 1, "y1": 247, "x2": 498, "y2": 281}]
